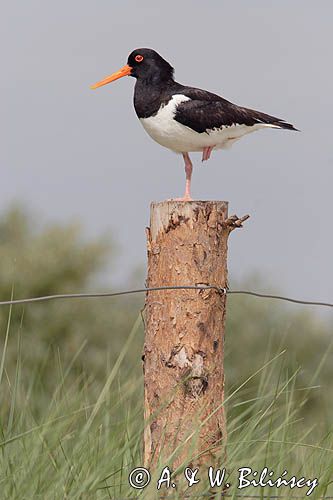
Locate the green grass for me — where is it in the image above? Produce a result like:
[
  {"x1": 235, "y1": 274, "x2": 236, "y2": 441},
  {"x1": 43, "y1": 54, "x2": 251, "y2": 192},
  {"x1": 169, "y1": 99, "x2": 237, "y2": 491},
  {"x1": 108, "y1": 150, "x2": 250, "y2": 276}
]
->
[{"x1": 1, "y1": 312, "x2": 332, "y2": 500}]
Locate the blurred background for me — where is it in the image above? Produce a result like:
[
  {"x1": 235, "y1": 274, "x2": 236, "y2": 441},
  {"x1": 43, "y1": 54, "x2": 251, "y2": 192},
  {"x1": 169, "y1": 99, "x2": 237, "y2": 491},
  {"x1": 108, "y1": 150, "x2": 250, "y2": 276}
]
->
[
  {"x1": 2, "y1": 0, "x2": 333, "y2": 299},
  {"x1": 1, "y1": 3, "x2": 333, "y2": 496},
  {"x1": 0, "y1": 206, "x2": 332, "y2": 422}
]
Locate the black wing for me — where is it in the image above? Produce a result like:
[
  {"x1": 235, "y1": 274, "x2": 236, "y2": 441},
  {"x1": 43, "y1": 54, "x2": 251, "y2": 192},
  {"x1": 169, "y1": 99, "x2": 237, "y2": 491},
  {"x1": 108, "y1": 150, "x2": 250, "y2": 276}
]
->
[{"x1": 173, "y1": 86, "x2": 297, "y2": 133}]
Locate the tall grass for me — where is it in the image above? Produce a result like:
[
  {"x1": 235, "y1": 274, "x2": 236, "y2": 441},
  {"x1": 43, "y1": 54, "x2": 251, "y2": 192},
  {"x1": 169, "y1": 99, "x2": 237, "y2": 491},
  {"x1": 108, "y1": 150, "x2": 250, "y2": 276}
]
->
[{"x1": 0, "y1": 312, "x2": 332, "y2": 499}]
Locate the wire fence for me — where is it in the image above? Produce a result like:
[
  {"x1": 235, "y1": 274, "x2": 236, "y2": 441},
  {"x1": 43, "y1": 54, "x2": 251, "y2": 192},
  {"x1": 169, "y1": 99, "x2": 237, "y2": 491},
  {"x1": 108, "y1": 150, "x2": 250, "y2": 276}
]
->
[
  {"x1": 1, "y1": 287, "x2": 332, "y2": 498},
  {"x1": 0, "y1": 285, "x2": 332, "y2": 308}
]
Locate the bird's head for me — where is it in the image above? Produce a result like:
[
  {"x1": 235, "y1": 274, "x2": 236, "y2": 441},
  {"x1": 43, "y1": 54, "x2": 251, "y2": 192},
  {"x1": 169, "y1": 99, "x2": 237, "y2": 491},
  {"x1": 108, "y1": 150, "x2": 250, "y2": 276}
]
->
[{"x1": 91, "y1": 48, "x2": 174, "y2": 89}]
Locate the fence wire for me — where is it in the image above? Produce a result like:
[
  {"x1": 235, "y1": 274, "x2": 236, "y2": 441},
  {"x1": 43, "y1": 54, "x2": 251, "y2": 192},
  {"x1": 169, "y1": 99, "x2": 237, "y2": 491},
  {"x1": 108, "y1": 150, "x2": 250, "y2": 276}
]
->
[{"x1": 0, "y1": 285, "x2": 332, "y2": 308}]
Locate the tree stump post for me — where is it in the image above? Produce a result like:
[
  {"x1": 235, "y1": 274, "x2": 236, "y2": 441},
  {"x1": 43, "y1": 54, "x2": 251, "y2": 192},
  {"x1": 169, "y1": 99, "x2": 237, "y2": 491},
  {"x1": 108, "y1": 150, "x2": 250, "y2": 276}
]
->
[{"x1": 143, "y1": 200, "x2": 241, "y2": 473}]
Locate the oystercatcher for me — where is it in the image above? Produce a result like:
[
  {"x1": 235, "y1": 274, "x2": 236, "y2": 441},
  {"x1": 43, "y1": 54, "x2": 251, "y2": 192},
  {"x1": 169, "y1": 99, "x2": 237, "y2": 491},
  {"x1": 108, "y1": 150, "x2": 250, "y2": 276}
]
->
[{"x1": 91, "y1": 48, "x2": 297, "y2": 201}]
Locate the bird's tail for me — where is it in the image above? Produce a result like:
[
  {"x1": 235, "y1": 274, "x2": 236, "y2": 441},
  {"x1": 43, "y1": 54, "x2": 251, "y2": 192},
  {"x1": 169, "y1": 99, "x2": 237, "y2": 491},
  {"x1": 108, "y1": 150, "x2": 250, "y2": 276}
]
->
[
  {"x1": 269, "y1": 119, "x2": 299, "y2": 131},
  {"x1": 245, "y1": 107, "x2": 299, "y2": 131}
]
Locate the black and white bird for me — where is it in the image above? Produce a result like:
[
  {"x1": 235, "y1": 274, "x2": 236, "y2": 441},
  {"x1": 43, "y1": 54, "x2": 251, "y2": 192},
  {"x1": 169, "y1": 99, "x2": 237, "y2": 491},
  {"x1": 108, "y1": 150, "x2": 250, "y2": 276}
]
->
[{"x1": 92, "y1": 48, "x2": 297, "y2": 201}]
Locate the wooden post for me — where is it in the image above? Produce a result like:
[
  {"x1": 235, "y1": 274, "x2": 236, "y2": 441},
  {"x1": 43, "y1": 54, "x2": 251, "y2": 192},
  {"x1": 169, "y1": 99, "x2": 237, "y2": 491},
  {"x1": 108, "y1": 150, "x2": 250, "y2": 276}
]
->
[{"x1": 143, "y1": 201, "x2": 247, "y2": 472}]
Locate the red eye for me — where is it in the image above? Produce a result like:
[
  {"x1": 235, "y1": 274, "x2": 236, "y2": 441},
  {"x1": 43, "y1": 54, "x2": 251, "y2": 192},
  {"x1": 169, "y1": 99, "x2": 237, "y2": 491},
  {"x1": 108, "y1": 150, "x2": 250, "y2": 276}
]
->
[{"x1": 135, "y1": 54, "x2": 144, "y2": 63}]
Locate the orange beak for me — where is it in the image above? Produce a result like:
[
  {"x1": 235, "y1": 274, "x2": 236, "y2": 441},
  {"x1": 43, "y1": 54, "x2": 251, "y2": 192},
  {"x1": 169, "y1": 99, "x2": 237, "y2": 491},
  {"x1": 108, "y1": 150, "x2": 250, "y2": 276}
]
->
[{"x1": 91, "y1": 64, "x2": 132, "y2": 89}]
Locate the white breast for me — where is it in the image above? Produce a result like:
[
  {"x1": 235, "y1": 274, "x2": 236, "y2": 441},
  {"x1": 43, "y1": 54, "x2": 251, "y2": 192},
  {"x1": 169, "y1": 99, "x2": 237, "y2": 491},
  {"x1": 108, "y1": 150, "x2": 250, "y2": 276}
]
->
[
  {"x1": 140, "y1": 94, "x2": 274, "y2": 153},
  {"x1": 140, "y1": 95, "x2": 193, "y2": 153}
]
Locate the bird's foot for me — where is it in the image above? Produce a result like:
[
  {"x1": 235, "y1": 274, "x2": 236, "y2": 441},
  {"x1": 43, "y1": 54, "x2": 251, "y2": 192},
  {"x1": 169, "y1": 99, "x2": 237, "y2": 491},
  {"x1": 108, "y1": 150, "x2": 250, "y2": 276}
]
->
[
  {"x1": 202, "y1": 146, "x2": 215, "y2": 162},
  {"x1": 168, "y1": 195, "x2": 193, "y2": 202}
]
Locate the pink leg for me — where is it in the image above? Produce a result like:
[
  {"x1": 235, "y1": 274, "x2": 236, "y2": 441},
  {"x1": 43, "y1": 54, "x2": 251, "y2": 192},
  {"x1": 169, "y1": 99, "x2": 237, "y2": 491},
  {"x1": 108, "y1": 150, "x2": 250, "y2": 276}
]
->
[
  {"x1": 183, "y1": 152, "x2": 193, "y2": 200},
  {"x1": 202, "y1": 145, "x2": 215, "y2": 162},
  {"x1": 170, "y1": 153, "x2": 193, "y2": 201}
]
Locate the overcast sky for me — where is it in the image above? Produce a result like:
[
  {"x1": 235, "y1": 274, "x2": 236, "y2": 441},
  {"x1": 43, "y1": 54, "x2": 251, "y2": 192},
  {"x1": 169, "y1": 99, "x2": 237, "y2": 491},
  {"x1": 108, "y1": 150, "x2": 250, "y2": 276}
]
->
[{"x1": 2, "y1": 1, "x2": 333, "y2": 313}]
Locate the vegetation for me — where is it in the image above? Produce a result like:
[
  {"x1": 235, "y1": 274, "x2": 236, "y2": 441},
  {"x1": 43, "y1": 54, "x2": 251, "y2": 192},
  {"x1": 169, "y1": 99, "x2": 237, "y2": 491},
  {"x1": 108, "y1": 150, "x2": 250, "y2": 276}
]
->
[{"x1": 0, "y1": 207, "x2": 332, "y2": 498}]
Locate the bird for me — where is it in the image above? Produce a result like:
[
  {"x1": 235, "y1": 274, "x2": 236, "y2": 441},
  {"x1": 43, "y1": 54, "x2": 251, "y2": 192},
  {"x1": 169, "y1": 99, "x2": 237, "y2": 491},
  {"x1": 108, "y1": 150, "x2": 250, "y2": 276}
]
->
[{"x1": 91, "y1": 48, "x2": 297, "y2": 201}]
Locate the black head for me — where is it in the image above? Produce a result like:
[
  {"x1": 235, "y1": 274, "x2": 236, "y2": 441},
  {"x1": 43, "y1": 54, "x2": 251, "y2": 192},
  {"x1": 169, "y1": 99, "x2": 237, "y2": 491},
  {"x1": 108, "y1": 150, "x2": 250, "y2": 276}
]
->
[
  {"x1": 127, "y1": 48, "x2": 174, "y2": 84},
  {"x1": 91, "y1": 48, "x2": 174, "y2": 89}
]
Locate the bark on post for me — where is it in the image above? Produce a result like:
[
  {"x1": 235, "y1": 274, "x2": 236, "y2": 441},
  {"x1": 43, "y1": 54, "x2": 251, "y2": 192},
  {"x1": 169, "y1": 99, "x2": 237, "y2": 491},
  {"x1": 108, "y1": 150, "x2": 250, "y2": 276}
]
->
[{"x1": 143, "y1": 200, "x2": 242, "y2": 472}]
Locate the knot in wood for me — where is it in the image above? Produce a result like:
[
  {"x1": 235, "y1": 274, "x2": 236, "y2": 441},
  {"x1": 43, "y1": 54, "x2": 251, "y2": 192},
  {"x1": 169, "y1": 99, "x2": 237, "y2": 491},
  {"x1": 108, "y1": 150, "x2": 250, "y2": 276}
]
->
[{"x1": 183, "y1": 353, "x2": 208, "y2": 399}]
